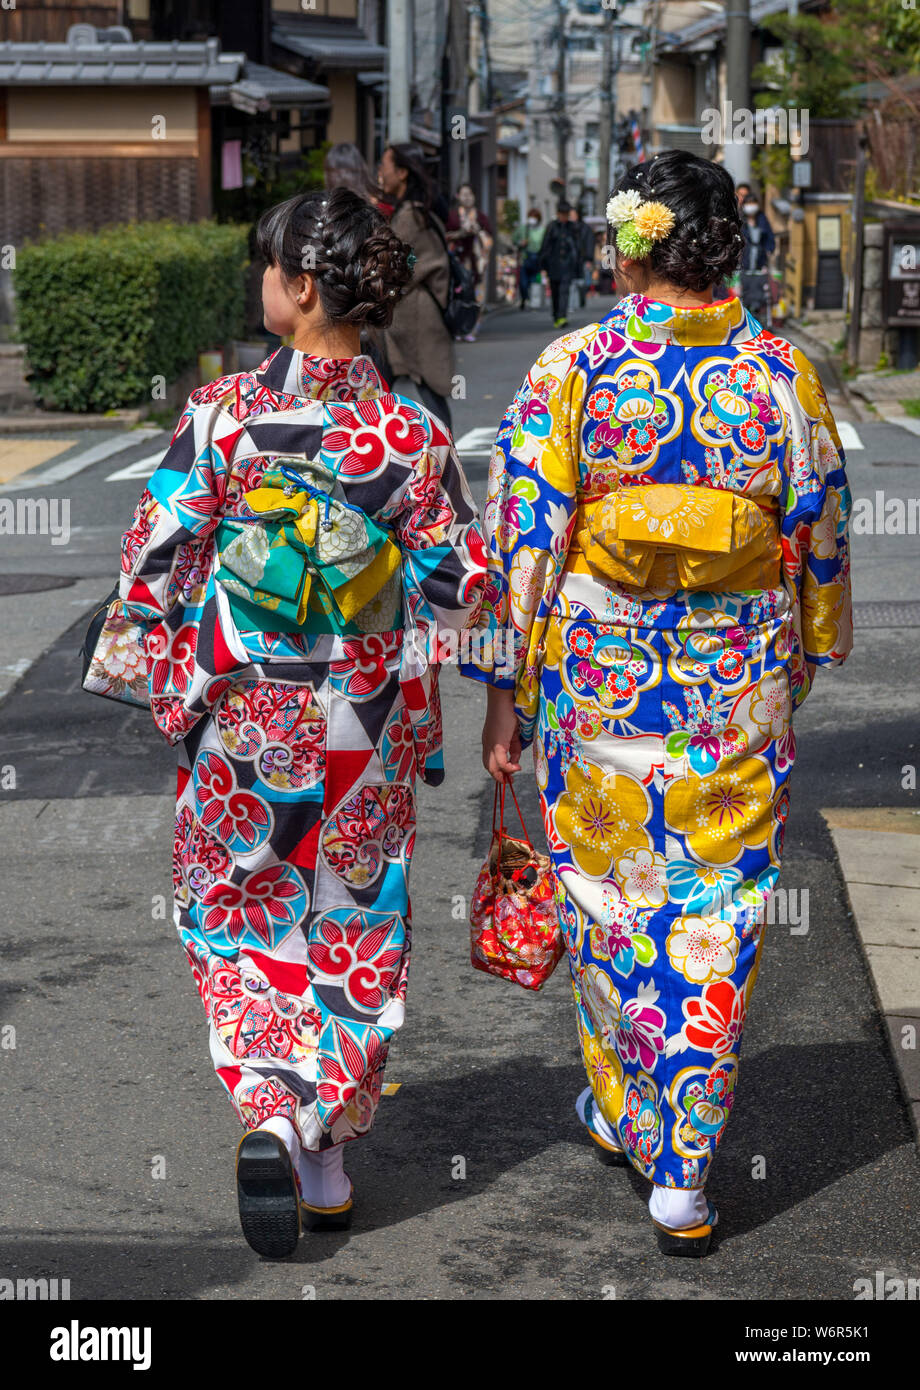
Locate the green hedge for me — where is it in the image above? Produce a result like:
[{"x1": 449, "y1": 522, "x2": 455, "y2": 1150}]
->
[{"x1": 15, "y1": 221, "x2": 249, "y2": 413}]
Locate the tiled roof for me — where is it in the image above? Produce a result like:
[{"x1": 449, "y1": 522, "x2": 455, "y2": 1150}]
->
[
  {"x1": 0, "y1": 39, "x2": 243, "y2": 85},
  {"x1": 660, "y1": 0, "x2": 823, "y2": 51}
]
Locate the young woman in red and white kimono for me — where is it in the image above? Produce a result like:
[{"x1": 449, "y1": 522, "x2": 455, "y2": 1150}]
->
[{"x1": 117, "y1": 188, "x2": 485, "y2": 1257}]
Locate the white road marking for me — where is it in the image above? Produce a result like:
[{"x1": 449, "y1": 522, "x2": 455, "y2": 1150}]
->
[
  {"x1": 455, "y1": 426, "x2": 498, "y2": 458},
  {"x1": 836, "y1": 421, "x2": 864, "y2": 451},
  {"x1": 890, "y1": 416, "x2": 920, "y2": 438},
  {"x1": 105, "y1": 450, "x2": 167, "y2": 481},
  {"x1": 0, "y1": 427, "x2": 163, "y2": 491}
]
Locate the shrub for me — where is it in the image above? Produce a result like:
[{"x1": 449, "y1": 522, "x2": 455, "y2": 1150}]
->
[{"x1": 15, "y1": 221, "x2": 249, "y2": 413}]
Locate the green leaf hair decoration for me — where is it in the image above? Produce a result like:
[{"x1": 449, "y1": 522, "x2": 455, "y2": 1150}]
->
[{"x1": 616, "y1": 223, "x2": 654, "y2": 259}]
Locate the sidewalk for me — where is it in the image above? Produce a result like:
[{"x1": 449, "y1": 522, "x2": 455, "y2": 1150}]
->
[
  {"x1": 823, "y1": 807, "x2": 920, "y2": 1149},
  {"x1": 786, "y1": 309, "x2": 920, "y2": 425}
]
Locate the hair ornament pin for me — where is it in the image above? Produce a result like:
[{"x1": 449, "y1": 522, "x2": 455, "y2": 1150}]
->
[
  {"x1": 389, "y1": 288, "x2": 397, "y2": 296},
  {"x1": 406, "y1": 249, "x2": 417, "y2": 271}
]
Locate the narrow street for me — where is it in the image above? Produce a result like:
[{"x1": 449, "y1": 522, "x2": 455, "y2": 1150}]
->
[{"x1": 0, "y1": 296, "x2": 918, "y2": 1299}]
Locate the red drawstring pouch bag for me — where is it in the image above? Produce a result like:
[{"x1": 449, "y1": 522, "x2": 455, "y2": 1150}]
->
[{"x1": 469, "y1": 782, "x2": 565, "y2": 991}]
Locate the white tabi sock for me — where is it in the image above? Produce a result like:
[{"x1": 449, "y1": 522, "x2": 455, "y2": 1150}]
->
[
  {"x1": 297, "y1": 1145, "x2": 351, "y2": 1209},
  {"x1": 257, "y1": 1114, "x2": 299, "y2": 1159},
  {"x1": 649, "y1": 1184, "x2": 712, "y2": 1230}
]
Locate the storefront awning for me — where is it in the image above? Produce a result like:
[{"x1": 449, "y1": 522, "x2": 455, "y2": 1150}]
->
[
  {"x1": 272, "y1": 23, "x2": 388, "y2": 71},
  {"x1": 211, "y1": 61, "x2": 329, "y2": 112}
]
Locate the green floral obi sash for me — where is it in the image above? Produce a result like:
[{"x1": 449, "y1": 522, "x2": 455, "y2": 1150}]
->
[{"x1": 215, "y1": 461, "x2": 402, "y2": 635}]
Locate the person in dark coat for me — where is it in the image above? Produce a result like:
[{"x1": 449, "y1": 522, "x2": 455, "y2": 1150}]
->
[
  {"x1": 539, "y1": 200, "x2": 581, "y2": 328},
  {"x1": 738, "y1": 186, "x2": 776, "y2": 321}
]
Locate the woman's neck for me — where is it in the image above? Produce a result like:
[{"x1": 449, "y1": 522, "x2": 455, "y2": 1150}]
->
[
  {"x1": 642, "y1": 279, "x2": 716, "y2": 307},
  {"x1": 291, "y1": 323, "x2": 362, "y2": 358}
]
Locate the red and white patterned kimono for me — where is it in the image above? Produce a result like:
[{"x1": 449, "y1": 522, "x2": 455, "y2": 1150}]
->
[{"x1": 119, "y1": 349, "x2": 485, "y2": 1150}]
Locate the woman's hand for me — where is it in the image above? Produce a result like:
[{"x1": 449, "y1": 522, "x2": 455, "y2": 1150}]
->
[{"x1": 482, "y1": 687, "x2": 522, "y2": 783}]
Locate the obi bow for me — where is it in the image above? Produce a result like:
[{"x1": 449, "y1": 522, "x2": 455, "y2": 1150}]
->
[
  {"x1": 573, "y1": 483, "x2": 781, "y2": 591},
  {"x1": 215, "y1": 463, "x2": 402, "y2": 634}
]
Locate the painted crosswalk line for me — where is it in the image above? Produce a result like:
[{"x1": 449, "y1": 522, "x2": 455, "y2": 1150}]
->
[
  {"x1": 106, "y1": 450, "x2": 168, "y2": 482},
  {"x1": 454, "y1": 426, "x2": 498, "y2": 458},
  {"x1": 836, "y1": 421, "x2": 864, "y2": 451}
]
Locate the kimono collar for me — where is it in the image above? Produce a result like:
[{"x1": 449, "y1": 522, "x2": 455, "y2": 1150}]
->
[
  {"x1": 603, "y1": 293, "x2": 753, "y2": 348},
  {"x1": 257, "y1": 347, "x2": 386, "y2": 402}
]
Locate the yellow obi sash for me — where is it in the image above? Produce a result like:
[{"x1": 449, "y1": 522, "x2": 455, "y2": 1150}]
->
[{"x1": 568, "y1": 483, "x2": 782, "y2": 591}]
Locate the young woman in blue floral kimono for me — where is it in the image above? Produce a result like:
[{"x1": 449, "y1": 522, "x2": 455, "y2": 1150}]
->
[
  {"x1": 465, "y1": 151, "x2": 852, "y2": 1256},
  {"x1": 117, "y1": 188, "x2": 485, "y2": 1257}
]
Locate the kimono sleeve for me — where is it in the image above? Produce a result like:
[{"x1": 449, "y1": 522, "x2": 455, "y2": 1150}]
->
[
  {"x1": 776, "y1": 363, "x2": 853, "y2": 707},
  {"x1": 118, "y1": 393, "x2": 228, "y2": 623},
  {"x1": 377, "y1": 427, "x2": 486, "y2": 785},
  {"x1": 458, "y1": 354, "x2": 582, "y2": 745},
  {"x1": 383, "y1": 432, "x2": 486, "y2": 645}
]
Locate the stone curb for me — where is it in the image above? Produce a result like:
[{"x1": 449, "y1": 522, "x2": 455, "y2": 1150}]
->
[
  {"x1": 0, "y1": 410, "x2": 145, "y2": 433},
  {"x1": 823, "y1": 807, "x2": 920, "y2": 1150}
]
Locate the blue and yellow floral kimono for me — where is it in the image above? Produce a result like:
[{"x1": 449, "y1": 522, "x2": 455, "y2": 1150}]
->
[{"x1": 462, "y1": 294, "x2": 852, "y2": 1189}]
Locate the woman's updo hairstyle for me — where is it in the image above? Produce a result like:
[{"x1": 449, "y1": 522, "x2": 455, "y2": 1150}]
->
[
  {"x1": 608, "y1": 149, "x2": 745, "y2": 292},
  {"x1": 256, "y1": 186, "x2": 414, "y2": 329}
]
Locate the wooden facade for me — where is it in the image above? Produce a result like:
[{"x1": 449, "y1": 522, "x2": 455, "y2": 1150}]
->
[
  {"x1": 0, "y1": 2, "x2": 122, "y2": 42},
  {"x1": 0, "y1": 87, "x2": 212, "y2": 245}
]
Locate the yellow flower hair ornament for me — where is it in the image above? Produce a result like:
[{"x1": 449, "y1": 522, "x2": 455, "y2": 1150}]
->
[{"x1": 606, "y1": 191, "x2": 676, "y2": 260}]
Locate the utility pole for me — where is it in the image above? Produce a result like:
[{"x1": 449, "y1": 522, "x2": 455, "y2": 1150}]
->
[
  {"x1": 723, "y1": 0, "x2": 752, "y2": 186},
  {"x1": 555, "y1": 0, "x2": 568, "y2": 195},
  {"x1": 847, "y1": 126, "x2": 869, "y2": 370},
  {"x1": 479, "y1": 0, "x2": 492, "y2": 112},
  {"x1": 597, "y1": 4, "x2": 617, "y2": 202},
  {"x1": 387, "y1": 0, "x2": 411, "y2": 144},
  {"x1": 640, "y1": 0, "x2": 659, "y2": 157}
]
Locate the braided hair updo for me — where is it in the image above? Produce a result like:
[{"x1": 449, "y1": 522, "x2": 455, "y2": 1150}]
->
[
  {"x1": 256, "y1": 187, "x2": 414, "y2": 328},
  {"x1": 607, "y1": 150, "x2": 745, "y2": 292}
]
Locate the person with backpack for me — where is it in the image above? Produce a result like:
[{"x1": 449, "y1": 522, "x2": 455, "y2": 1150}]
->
[
  {"x1": 539, "y1": 199, "x2": 581, "y2": 329},
  {"x1": 376, "y1": 144, "x2": 457, "y2": 429}
]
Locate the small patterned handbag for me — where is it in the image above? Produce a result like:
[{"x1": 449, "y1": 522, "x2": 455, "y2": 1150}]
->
[
  {"x1": 469, "y1": 782, "x2": 564, "y2": 991},
  {"x1": 81, "y1": 587, "x2": 150, "y2": 707}
]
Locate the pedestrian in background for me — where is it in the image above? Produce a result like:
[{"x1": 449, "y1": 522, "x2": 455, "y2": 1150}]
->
[
  {"x1": 569, "y1": 205, "x2": 597, "y2": 308},
  {"x1": 464, "y1": 149, "x2": 852, "y2": 1257},
  {"x1": 446, "y1": 182, "x2": 493, "y2": 341},
  {"x1": 539, "y1": 199, "x2": 581, "y2": 329},
  {"x1": 516, "y1": 207, "x2": 544, "y2": 310},
  {"x1": 323, "y1": 142, "x2": 393, "y2": 388},
  {"x1": 324, "y1": 142, "x2": 381, "y2": 206},
  {"x1": 376, "y1": 143, "x2": 456, "y2": 429},
  {"x1": 115, "y1": 186, "x2": 485, "y2": 1259},
  {"x1": 739, "y1": 186, "x2": 776, "y2": 323}
]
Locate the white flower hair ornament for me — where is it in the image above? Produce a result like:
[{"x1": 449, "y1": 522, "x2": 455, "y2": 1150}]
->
[{"x1": 606, "y1": 190, "x2": 676, "y2": 260}]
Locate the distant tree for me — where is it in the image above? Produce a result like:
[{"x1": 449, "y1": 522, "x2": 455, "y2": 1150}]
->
[{"x1": 755, "y1": 0, "x2": 920, "y2": 119}]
